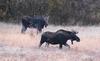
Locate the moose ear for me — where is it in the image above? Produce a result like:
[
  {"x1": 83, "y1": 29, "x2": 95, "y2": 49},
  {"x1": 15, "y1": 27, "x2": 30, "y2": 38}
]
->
[
  {"x1": 75, "y1": 31, "x2": 78, "y2": 34},
  {"x1": 71, "y1": 29, "x2": 78, "y2": 34},
  {"x1": 73, "y1": 31, "x2": 78, "y2": 34}
]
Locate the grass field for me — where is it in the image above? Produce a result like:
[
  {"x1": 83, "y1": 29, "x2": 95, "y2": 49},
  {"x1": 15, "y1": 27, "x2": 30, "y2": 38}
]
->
[{"x1": 0, "y1": 22, "x2": 100, "y2": 61}]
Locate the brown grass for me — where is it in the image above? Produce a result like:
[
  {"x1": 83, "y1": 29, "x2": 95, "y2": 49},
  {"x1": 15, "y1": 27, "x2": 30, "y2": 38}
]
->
[{"x1": 0, "y1": 22, "x2": 100, "y2": 61}]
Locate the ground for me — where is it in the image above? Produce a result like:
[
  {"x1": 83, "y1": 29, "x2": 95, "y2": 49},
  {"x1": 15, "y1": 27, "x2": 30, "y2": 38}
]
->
[{"x1": 0, "y1": 22, "x2": 100, "y2": 61}]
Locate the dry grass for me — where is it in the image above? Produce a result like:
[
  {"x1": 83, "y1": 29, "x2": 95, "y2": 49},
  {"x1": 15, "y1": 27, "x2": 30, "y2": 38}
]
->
[{"x1": 0, "y1": 22, "x2": 100, "y2": 61}]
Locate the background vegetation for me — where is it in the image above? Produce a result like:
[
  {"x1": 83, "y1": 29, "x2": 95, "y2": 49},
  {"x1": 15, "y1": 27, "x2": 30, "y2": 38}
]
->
[{"x1": 0, "y1": 0, "x2": 100, "y2": 25}]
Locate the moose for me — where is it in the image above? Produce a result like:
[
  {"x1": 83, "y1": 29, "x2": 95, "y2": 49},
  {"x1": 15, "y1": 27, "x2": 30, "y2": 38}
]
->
[
  {"x1": 21, "y1": 16, "x2": 48, "y2": 34},
  {"x1": 39, "y1": 29, "x2": 80, "y2": 49}
]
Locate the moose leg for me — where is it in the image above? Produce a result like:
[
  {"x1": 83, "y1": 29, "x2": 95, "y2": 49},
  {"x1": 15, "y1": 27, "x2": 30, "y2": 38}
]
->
[
  {"x1": 38, "y1": 28, "x2": 42, "y2": 34},
  {"x1": 71, "y1": 40, "x2": 73, "y2": 45},
  {"x1": 64, "y1": 43, "x2": 70, "y2": 49},
  {"x1": 39, "y1": 40, "x2": 45, "y2": 48},
  {"x1": 21, "y1": 26, "x2": 27, "y2": 34},
  {"x1": 39, "y1": 43, "x2": 43, "y2": 48},
  {"x1": 36, "y1": 28, "x2": 42, "y2": 34},
  {"x1": 59, "y1": 44, "x2": 63, "y2": 49}
]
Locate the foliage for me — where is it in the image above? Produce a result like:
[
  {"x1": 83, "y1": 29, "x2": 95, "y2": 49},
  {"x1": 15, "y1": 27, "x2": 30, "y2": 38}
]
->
[{"x1": 0, "y1": 0, "x2": 100, "y2": 25}]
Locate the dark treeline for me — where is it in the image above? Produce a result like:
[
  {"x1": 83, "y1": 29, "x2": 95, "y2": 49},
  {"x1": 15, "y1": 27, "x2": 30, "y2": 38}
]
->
[{"x1": 0, "y1": 0, "x2": 100, "y2": 25}]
